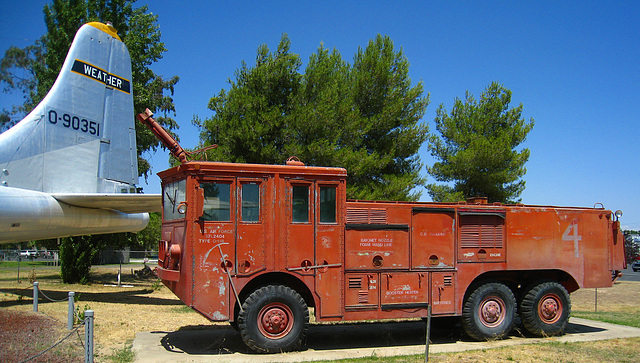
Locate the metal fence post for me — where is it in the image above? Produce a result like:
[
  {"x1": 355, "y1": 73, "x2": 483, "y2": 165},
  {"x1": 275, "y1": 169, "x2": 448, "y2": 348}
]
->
[
  {"x1": 68, "y1": 291, "x2": 75, "y2": 330},
  {"x1": 33, "y1": 281, "x2": 38, "y2": 312},
  {"x1": 84, "y1": 310, "x2": 94, "y2": 363},
  {"x1": 425, "y1": 304, "x2": 431, "y2": 363}
]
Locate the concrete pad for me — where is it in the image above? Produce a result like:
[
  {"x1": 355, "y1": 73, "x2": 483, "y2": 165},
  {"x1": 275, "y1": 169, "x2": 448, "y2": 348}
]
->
[{"x1": 133, "y1": 318, "x2": 640, "y2": 363}]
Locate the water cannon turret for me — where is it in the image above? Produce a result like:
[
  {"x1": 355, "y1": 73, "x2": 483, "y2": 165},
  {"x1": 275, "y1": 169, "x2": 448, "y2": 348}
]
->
[{"x1": 136, "y1": 109, "x2": 188, "y2": 164}]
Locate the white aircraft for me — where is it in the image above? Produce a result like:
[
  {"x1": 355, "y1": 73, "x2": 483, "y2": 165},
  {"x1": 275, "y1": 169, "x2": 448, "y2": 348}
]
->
[{"x1": 0, "y1": 22, "x2": 161, "y2": 244}]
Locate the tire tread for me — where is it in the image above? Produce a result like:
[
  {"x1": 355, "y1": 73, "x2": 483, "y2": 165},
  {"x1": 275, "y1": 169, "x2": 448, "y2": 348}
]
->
[
  {"x1": 238, "y1": 285, "x2": 309, "y2": 353},
  {"x1": 462, "y1": 282, "x2": 516, "y2": 341},
  {"x1": 520, "y1": 281, "x2": 570, "y2": 336}
]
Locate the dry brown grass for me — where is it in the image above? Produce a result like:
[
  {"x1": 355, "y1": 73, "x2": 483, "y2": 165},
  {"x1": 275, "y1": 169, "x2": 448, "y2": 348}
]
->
[
  {"x1": 427, "y1": 337, "x2": 640, "y2": 362},
  {"x1": 0, "y1": 264, "x2": 213, "y2": 358},
  {"x1": 572, "y1": 280, "x2": 639, "y2": 313},
  {"x1": 1, "y1": 263, "x2": 639, "y2": 361}
]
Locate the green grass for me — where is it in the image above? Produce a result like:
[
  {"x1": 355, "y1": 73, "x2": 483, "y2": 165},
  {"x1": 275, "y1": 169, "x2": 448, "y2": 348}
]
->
[
  {"x1": 0, "y1": 261, "x2": 54, "y2": 268},
  {"x1": 103, "y1": 343, "x2": 135, "y2": 363},
  {"x1": 306, "y1": 311, "x2": 640, "y2": 363},
  {"x1": 306, "y1": 338, "x2": 640, "y2": 362},
  {"x1": 172, "y1": 305, "x2": 196, "y2": 314},
  {"x1": 572, "y1": 310, "x2": 640, "y2": 328}
]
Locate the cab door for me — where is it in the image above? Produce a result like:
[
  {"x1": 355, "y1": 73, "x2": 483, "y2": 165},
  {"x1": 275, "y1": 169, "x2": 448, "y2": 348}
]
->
[
  {"x1": 284, "y1": 179, "x2": 315, "y2": 272},
  {"x1": 191, "y1": 178, "x2": 236, "y2": 320},
  {"x1": 314, "y1": 182, "x2": 343, "y2": 318},
  {"x1": 284, "y1": 179, "x2": 344, "y2": 318},
  {"x1": 235, "y1": 178, "x2": 268, "y2": 275}
]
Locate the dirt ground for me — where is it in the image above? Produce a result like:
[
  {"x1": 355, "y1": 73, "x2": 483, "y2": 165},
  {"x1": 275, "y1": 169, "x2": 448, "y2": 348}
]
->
[
  {"x1": 0, "y1": 309, "x2": 84, "y2": 362},
  {"x1": 0, "y1": 263, "x2": 638, "y2": 360},
  {"x1": 0, "y1": 264, "x2": 213, "y2": 360}
]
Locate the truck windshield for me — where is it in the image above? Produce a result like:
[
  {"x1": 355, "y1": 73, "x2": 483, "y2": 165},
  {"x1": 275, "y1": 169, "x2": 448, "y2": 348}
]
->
[{"x1": 163, "y1": 179, "x2": 186, "y2": 221}]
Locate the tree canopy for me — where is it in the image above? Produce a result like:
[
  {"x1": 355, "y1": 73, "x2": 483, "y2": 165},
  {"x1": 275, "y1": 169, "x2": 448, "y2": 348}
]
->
[
  {"x1": 426, "y1": 82, "x2": 534, "y2": 203},
  {"x1": 0, "y1": 0, "x2": 179, "y2": 179},
  {"x1": 198, "y1": 34, "x2": 429, "y2": 201}
]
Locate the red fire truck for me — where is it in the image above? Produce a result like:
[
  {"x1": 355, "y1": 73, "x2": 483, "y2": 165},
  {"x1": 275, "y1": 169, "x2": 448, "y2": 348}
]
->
[{"x1": 138, "y1": 110, "x2": 626, "y2": 353}]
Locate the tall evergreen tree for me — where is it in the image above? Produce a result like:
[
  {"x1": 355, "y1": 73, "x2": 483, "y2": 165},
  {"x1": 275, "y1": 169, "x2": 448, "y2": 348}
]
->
[
  {"x1": 347, "y1": 35, "x2": 429, "y2": 201},
  {"x1": 198, "y1": 34, "x2": 429, "y2": 201},
  {"x1": 288, "y1": 44, "x2": 355, "y2": 168},
  {"x1": 427, "y1": 82, "x2": 534, "y2": 203},
  {"x1": 201, "y1": 34, "x2": 302, "y2": 164}
]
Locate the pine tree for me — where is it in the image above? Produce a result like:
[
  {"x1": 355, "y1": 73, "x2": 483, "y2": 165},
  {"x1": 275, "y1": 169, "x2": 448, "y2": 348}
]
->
[
  {"x1": 427, "y1": 82, "x2": 534, "y2": 203},
  {"x1": 201, "y1": 34, "x2": 302, "y2": 164},
  {"x1": 198, "y1": 34, "x2": 429, "y2": 201}
]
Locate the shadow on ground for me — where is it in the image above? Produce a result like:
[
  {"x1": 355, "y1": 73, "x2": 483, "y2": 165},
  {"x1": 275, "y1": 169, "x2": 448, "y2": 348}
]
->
[
  {"x1": 157, "y1": 318, "x2": 605, "y2": 356},
  {"x1": 0, "y1": 287, "x2": 183, "y2": 307}
]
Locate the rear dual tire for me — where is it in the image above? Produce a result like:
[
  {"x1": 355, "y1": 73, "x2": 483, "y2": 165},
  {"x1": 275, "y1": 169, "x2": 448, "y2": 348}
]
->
[{"x1": 520, "y1": 281, "x2": 570, "y2": 337}]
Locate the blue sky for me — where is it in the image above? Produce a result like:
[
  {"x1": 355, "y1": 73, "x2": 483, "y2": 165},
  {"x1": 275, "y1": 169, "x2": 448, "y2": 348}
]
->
[{"x1": 1, "y1": 1, "x2": 639, "y2": 229}]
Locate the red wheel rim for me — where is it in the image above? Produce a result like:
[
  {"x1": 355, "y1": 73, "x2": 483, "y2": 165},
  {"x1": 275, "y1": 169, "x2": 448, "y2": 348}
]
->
[
  {"x1": 538, "y1": 293, "x2": 562, "y2": 324},
  {"x1": 257, "y1": 302, "x2": 294, "y2": 339},
  {"x1": 478, "y1": 296, "x2": 506, "y2": 328}
]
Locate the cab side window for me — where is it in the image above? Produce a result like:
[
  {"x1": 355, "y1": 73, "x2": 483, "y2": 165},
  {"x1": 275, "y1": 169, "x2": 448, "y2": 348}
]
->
[
  {"x1": 292, "y1": 185, "x2": 309, "y2": 223},
  {"x1": 201, "y1": 182, "x2": 231, "y2": 221},
  {"x1": 319, "y1": 186, "x2": 336, "y2": 223},
  {"x1": 241, "y1": 183, "x2": 260, "y2": 222}
]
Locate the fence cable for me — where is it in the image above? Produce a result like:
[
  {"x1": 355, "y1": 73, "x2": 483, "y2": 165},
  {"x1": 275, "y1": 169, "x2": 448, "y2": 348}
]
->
[
  {"x1": 76, "y1": 327, "x2": 86, "y2": 350},
  {"x1": 74, "y1": 308, "x2": 84, "y2": 324},
  {"x1": 18, "y1": 320, "x2": 86, "y2": 363},
  {"x1": 36, "y1": 287, "x2": 69, "y2": 303}
]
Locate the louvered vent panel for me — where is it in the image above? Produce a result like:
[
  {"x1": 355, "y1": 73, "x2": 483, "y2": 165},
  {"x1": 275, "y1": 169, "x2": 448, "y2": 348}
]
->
[
  {"x1": 461, "y1": 225, "x2": 481, "y2": 248},
  {"x1": 346, "y1": 208, "x2": 388, "y2": 224},
  {"x1": 443, "y1": 275, "x2": 453, "y2": 286},
  {"x1": 481, "y1": 224, "x2": 504, "y2": 248},
  {"x1": 369, "y1": 209, "x2": 387, "y2": 224},
  {"x1": 349, "y1": 276, "x2": 363, "y2": 289},
  {"x1": 347, "y1": 208, "x2": 369, "y2": 224},
  {"x1": 460, "y1": 215, "x2": 504, "y2": 249}
]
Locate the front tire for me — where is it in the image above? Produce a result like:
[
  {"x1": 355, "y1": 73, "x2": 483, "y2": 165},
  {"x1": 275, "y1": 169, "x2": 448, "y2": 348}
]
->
[
  {"x1": 238, "y1": 285, "x2": 309, "y2": 353},
  {"x1": 520, "y1": 281, "x2": 571, "y2": 337},
  {"x1": 462, "y1": 282, "x2": 516, "y2": 340}
]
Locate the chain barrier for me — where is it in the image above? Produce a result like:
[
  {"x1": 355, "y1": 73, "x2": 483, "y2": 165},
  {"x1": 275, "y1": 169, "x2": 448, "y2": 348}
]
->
[
  {"x1": 36, "y1": 287, "x2": 69, "y2": 303},
  {"x1": 74, "y1": 306, "x2": 86, "y2": 324},
  {"x1": 18, "y1": 320, "x2": 86, "y2": 363},
  {"x1": 76, "y1": 328, "x2": 86, "y2": 350}
]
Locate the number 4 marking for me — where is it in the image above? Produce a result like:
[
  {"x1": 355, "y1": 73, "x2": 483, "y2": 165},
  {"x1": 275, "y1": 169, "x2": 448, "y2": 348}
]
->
[{"x1": 562, "y1": 219, "x2": 582, "y2": 258}]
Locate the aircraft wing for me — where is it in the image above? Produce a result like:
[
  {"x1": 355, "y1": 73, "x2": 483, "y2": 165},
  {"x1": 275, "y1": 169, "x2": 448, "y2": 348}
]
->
[
  {"x1": 52, "y1": 193, "x2": 162, "y2": 213},
  {"x1": 0, "y1": 187, "x2": 152, "y2": 244}
]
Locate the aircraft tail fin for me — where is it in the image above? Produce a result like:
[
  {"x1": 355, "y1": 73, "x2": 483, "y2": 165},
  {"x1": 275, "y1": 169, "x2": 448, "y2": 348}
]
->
[{"x1": 0, "y1": 22, "x2": 138, "y2": 194}]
